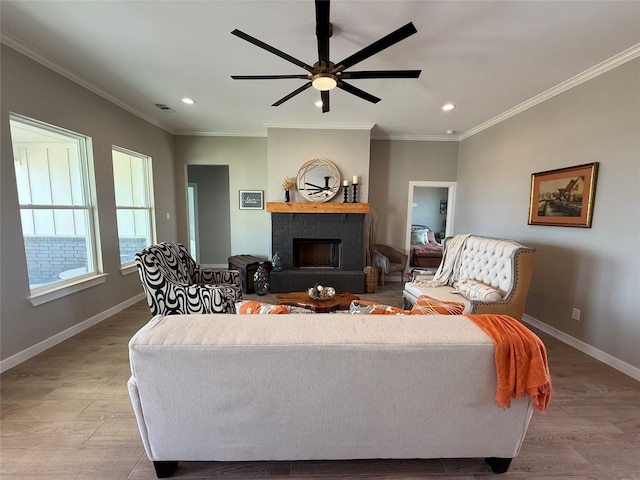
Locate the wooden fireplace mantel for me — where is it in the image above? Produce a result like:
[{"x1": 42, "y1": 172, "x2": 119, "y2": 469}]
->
[{"x1": 266, "y1": 202, "x2": 370, "y2": 214}]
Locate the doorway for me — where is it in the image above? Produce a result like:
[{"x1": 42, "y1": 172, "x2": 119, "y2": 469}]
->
[
  {"x1": 186, "y1": 165, "x2": 231, "y2": 267},
  {"x1": 187, "y1": 183, "x2": 199, "y2": 261},
  {"x1": 405, "y1": 181, "x2": 456, "y2": 256}
]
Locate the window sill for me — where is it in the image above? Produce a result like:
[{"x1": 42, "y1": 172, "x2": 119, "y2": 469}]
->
[
  {"x1": 120, "y1": 264, "x2": 138, "y2": 276},
  {"x1": 28, "y1": 273, "x2": 108, "y2": 306}
]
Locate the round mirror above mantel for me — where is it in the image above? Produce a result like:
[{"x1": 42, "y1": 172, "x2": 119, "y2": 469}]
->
[{"x1": 296, "y1": 158, "x2": 340, "y2": 202}]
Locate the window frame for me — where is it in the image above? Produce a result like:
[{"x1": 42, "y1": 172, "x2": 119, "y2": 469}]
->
[
  {"x1": 9, "y1": 113, "x2": 106, "y2": 305},
  {"x1": 111, "y1": 146, "x2": 156, "y2": 274}
]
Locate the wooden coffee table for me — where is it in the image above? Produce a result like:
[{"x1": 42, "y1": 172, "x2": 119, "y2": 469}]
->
[{"x1": 276, "y1": 291, "x2": 359, "y2": 313}]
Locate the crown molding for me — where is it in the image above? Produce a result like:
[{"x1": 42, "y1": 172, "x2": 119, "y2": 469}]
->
[
  {"x1": 459, "y1": 43, "x2": 640, "y2": 140},
  {"x1": 1, "y1": 32, "x2": 176, "y2": 135},
  {"x1": 175, "y1": 130, "x2": 267, "y2": 137},
  {"x1": 264, "y1": 122, "x2": 375, "y2": 131},
  {"x1": 371, "y1": 133, "x2": 459, "y2": 142}
]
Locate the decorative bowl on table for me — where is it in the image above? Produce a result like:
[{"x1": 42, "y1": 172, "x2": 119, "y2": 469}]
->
[{"x1": 308, "y1": 284, "x2": 335, "y2": 301}]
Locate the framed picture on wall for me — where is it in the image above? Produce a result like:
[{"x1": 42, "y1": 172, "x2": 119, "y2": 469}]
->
[
  {"x1": 528, "y1": 162, "x2": 598, "y2": 227},
  {"x1": 239, "y1": 190, "x2": 264, "y2": 210}
]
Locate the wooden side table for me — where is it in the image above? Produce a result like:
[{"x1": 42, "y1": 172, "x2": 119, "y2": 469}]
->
[
  {"x1": 228, "y1": 255, "x2": 270, "y2": 294},
  {"x1": 276, "y1": 292, "x2": 359, "y2": 313}
]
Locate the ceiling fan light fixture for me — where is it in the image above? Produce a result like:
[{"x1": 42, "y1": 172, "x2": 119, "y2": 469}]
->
[{"x1": 311, "y1": 73, "x2": 337, "y2": 91}]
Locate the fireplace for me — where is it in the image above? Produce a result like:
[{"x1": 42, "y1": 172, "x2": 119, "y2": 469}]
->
[
  {"x1": 294, "y1": 239, "x2": 341, "y2": 268},
  {"x1": 270, "y1": 212, "x2": 365, "y2": 293}
]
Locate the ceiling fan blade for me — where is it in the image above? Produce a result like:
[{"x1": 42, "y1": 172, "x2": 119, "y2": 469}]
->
[
  {"x1": 336, "y1": 22, "x2": 418, "y2": 71},
  {"x1": 231, "y1": 74, "x2": 311, "y2": 80},
  {"x1": 232, "y1": 29, "x2": 314, "y2": 73},
  {"x1": 315, "y1": 0, "x2": 331, "y2": 65},
  {"x1": 272, "y1": 82, "x2": 313, "y2": 106},
  {"x1": 337, "y1": 81, "x2": 381, "y2": 104},
  {"x1": 341, "y1": 70, "x2": 421, "y2": 79},
  {"x1": 321, "y1": 90, "x2": 330, "y2": 113}
]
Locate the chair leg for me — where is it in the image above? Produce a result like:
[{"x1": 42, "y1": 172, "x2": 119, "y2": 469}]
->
[{"x1": 381, "y1": 270, "x2": 385, "y2": 290}]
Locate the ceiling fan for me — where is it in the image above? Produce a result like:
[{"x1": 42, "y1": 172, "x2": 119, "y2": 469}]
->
[{"x1": 230, "y1": 0, "x2": 421, "y2": 113}]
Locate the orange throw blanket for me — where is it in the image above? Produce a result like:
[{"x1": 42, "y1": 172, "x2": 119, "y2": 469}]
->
[{"x1": 465, "y1": 314, "x2": 553, "y2": 413}]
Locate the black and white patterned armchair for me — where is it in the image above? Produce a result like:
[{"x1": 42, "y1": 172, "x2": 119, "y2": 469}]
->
[{"x1": 135, "y1": 242, "x2": 242, "y2": 315}]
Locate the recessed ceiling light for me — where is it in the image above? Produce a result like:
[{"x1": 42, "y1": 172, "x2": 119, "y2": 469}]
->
[
  {"x1": 446, "y1": 129, "x2": 457, "y2": 135},
  {"x1": 182, "y1": 98, "x2": 195, "y2": 105},
  {"x1": 314, "y1": 100, "x2": 323, "y2": 108},
  {"x1": 442, "y1": 103, "x2": 455, "y2": 111}
]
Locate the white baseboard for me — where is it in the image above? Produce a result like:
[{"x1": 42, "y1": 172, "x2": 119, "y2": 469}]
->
[
  {"x1": 0, "y1": 293, "x2": 145, "y2": 373},
  {"x1": 523, "y1": 314, "x2": 640, "y2": 382}
]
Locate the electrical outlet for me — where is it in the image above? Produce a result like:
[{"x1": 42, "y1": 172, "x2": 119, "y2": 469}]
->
[{"x1": 572, "y1": 307, "x2": 581, "y2": 321}]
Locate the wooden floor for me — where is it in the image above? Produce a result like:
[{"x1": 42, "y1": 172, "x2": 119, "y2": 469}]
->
[{"x1": 1, "y1": 281, "x2": 639, "y2": 479}]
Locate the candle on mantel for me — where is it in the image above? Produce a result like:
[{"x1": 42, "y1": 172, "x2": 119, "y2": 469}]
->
[
  {"x1": 352, "y1": 175, "x2": 359, "y2": 184},
  {"x1": 343, "y1": 180, "x2": 349, "y2": 186}
]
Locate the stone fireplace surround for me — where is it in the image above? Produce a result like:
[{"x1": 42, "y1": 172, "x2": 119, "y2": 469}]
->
[{"x1": 269, "y1": 210, "x2": 366, "y2": 293}]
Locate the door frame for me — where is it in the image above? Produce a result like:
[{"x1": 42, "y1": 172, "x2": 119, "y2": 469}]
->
[
  {"x1": 405, "y1": 181, "x2": 457, "y2": 256},
  {"x1": 187, "y1": 182, "x2": 200, "y2": 262}
]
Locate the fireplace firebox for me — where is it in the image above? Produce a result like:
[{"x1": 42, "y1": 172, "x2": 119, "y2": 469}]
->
[{"x1": 294, "y1": 239, "x2": 341, "y2": 269}]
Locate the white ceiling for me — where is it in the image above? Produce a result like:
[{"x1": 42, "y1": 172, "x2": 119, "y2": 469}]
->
[{"x1": 1, "y1": 1, "x2": 639, "y2": 140}]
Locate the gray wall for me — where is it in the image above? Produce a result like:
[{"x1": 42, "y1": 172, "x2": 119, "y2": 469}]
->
[
  {"x1": 369, "y1": 140, "x2": 459, "y2": 249},
  {"x1": 174, "y1": 135, "x2": 269, "y2": 259},
  {"x1": 456, "y1": 58, "x2": 640, "y2": 370},
  {"x1": 1, "y1": 45, "x2": 177, "y2": 362},
  {"x1": 266, "y1": 127, "x2": 372, "y2": 203}
]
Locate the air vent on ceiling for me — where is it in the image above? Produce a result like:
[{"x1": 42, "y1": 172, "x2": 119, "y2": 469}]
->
[{"x1": 154, "y1": 103, "x2": 176, "y2": 112}]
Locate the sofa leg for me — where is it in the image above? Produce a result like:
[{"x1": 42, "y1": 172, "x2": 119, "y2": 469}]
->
[
  {"x1": 485, "y1": 457, "x2": 512, "y2": 473},
  {"x1": 153, "y1": 461, "x2": 178, "y2": 478}
]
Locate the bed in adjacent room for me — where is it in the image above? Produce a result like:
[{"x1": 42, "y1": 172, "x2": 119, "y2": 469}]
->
[{"x1": 410, "y1": 225, "x2": 443, "y2": 268}]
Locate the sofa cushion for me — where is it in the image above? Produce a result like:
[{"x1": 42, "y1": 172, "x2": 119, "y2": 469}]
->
[
  {"x1": 236, "y1": 300, "x2": 290, "y2": 314},
  {"x1": 410, "y1": 295, "x2": 465, "y2": 315},
  {"x1": 349, "y1": 300, "x2": 410, "y2": 315},
  {"x1": 455, "y1": 278, "x2": 503, "y2": 302}
]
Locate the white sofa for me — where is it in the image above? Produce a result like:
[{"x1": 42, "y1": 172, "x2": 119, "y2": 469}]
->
[
  {"x1": 128, "y1": 313, "x2": 534, "y2": 478},
  {"x1": 403, "y1": 235, "x2": 535, "y2": 320}
]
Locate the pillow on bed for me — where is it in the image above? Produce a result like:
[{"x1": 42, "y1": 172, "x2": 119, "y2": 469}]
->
[
  {"x1": 411, "y1": 229, "x2": 429, "y2": 245},
  {"x1": 454, "y1": 278, "x2": 503, "y2": 302},
  {"x1": 236, "y1": 300, "x2": 290, "y2": 314},
  {"x1": 410, "y1": 295, "x2": 465, "y2": 315},
  {"x1": 410, "y1": 231, "x2": 425, "y2": 245}
]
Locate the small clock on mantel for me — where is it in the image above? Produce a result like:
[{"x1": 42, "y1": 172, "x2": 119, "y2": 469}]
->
[{"x1": 296, "y1": 158, "x2": 341, "y2": 202}]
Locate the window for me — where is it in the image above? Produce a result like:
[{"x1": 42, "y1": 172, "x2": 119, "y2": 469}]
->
[
  {"x1": 9, "y1": 114, "x2": 101, "y2": 295},
  {"x1": 112, "y1": 147, "x2": 155, "y2": 266}
]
